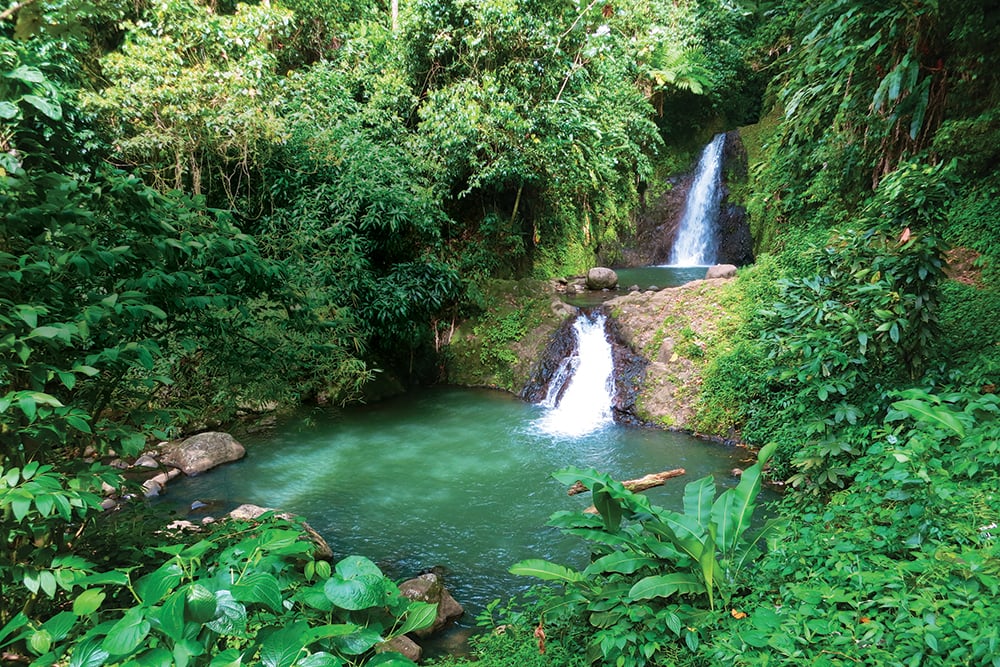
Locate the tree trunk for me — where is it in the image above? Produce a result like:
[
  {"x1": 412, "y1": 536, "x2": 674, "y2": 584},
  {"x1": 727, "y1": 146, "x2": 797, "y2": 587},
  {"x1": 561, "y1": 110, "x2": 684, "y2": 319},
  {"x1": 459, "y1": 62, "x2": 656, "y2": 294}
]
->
[{"x1": 568, "y1": 468, "x2": 686, "y2": 496}]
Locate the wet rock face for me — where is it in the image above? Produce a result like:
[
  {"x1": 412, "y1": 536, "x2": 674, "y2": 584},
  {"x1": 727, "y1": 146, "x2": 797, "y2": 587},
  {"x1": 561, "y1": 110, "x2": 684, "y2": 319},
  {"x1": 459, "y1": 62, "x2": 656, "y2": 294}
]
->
[
  {"x1": 520, "y1": 315, "x2": 579, "y2": 404},
  {"x1": 605, "y1": 314, "x2": 649, "y2": 425}
]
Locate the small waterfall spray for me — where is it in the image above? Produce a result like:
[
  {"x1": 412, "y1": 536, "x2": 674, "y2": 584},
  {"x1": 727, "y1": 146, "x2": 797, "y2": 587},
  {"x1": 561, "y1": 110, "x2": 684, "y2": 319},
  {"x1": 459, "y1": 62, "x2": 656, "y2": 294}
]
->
[
  {"x1": 534, "y1": 311, "x2": 616, "y2": 437},
  {"x1": 667, "y1": 133, "x2": 726, "y2": 267}
]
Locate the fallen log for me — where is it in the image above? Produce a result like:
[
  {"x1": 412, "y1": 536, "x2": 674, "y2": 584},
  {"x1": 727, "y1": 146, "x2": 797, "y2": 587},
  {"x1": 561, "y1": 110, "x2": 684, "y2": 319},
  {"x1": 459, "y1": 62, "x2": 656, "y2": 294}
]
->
[{"x1": 567, "y1": 468, "x2": 686, "y2": 496}]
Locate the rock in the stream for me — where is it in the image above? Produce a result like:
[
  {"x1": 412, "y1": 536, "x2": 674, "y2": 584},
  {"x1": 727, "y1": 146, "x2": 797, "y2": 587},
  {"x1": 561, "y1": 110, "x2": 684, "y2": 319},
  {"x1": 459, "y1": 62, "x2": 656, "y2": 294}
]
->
[
  {"x1": 705, "y1": 264, "x2": 737, "y2": 280},
  {"x1": 398, "y1": 572, "x2": 464, "y2": 637},
  {"x1": 159, "y1": 432, "x2": 245, "y2": 475},
  {"x1": 227, "y1": 503, "x2": 334, "y2": 560},
  {"x1": 586, "y1": 267, "x2": 618, "y2": 290}
]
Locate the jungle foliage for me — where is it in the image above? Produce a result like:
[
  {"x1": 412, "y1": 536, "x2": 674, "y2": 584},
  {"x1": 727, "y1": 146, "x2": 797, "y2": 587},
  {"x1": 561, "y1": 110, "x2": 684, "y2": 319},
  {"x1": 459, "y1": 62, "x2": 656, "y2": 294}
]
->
[{"x1": 4, "y1": 0, "x2": 1000, "y2": 665}]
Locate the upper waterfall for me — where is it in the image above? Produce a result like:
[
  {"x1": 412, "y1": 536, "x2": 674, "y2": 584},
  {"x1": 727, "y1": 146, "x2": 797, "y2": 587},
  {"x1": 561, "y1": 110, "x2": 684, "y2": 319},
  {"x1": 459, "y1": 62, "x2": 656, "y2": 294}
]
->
[
  {"x1": 534, "y1": 311, "x2": 616, "y2": 437},
  {"x1": 667, "y1": 133, "x2": 726, "y2": 267}
]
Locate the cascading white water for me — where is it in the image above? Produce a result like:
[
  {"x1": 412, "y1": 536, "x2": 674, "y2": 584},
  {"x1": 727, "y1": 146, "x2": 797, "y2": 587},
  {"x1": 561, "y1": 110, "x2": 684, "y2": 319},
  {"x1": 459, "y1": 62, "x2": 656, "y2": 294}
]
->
[
  {"x1": 667, "y1": 133, "x2": 726, "y2": 267},
  {"x1": 534, "y1": 312, "x2": 616, "y2": 437}
]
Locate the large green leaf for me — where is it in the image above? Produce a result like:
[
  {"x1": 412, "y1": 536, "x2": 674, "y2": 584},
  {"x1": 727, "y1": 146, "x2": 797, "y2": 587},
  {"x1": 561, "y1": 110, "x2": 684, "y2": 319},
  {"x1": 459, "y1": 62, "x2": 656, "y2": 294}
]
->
[
  {"x1": 68, "y1": 637, "x2": 110, "y2": 667},
  {"x1": 582, "y1": 551, "x2": 658, "y2": 577},
  {"x1": 323, "y1": 573, "x2": 385, "y2": 610},
  {"x1": 891, "y1": 398, "x2": 966, "y2": 438},
  {"x1": 206, "y1": 591, "x2": 248, "y2": 636},
  {"x1": 295, "y1": 652, "x2": 344, "y2": 667},
  {"x1": 136, "y1": 561, "x2": 183, "y2": 605},
  {"x1": 627, "y1": 573, "x2": 705, "y2": 601},
  {"x1": 366, "y1": 653, "x2": 417, "y2": 667},
  {"x1": 102, "y1": 607, "x2": 151, "y2": 656},
  {"x1": 393, "y1": 601, "x2": 438, "y2": 637},
  {"x1": 73, "y1": 589, "x2": 107, "y2": 616},
  {"x1": 232, "y1": 571, "x2": 284, "y2": 612},
  {"x1": 509, "y1": 559, "x2": 583, "y2": 583},
  {"x1": 260, "y1": 623, "x2": 308, "y2": 667},
  {"x1": 592, "y1": 484, "x2": 622, "y2": 533},
  {"x1": 682, "y1": 475, "x2": 716, "y2": 532}
]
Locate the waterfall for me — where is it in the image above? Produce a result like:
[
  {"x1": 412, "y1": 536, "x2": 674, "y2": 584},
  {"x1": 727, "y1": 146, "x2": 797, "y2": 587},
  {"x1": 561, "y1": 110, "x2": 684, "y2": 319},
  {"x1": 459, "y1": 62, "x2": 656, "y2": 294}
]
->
[
  {"x1": 667, "y1": 133, "x2": 726, "y2": 267},
  {"x1": 534, "y1": 312, "x2": 616, "y2": 437}
]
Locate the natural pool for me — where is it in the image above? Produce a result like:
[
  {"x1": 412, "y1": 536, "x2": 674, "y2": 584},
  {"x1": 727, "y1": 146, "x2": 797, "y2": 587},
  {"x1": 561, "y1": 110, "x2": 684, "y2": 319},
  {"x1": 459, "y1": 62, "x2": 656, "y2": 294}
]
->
[{"x1": 159, "y1": 386, "x2": 754, "y2": 625}]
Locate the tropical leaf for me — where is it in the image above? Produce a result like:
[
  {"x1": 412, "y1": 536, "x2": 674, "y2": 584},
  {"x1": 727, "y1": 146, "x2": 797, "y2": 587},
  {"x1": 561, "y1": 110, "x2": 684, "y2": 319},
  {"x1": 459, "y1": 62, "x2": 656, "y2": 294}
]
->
[
  {"x1": 583, "y1": 551, "x2": 659, "y2": 577},
  {"x1": 682, "y1": 475, "x2": 716, "y2": 532},
  {"x1": 891, "y1": 398, "x2": 966, "y2": 438},
  {"x1": 628, "y1": 573, "x2": 705, "y2": 601},
  {"x1": 509, "y1": 559, "x2": 583, "y2": 583}
]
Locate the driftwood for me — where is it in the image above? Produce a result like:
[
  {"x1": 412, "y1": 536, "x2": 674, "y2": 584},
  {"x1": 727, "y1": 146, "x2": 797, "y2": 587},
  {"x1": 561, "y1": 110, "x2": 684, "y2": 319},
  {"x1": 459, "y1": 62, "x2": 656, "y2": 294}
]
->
[
  {"x1": 568, "y1": 469, "x2": 686, "y2": 514},
  {"x1": 567, "y1": 468, "x2": 686, "y2": 496}
]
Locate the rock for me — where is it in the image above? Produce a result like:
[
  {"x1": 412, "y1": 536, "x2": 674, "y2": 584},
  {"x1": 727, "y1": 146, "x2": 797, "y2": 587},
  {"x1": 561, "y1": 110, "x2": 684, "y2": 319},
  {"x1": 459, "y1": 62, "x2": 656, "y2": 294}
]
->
[
  {"x1": 705, "y1": 264, "x2": 737, "y2": 280},
  {"x1": 100, "y1": 497, "x2": 118, "y2": 511},
  {"x1": 398, "y1": 572, "x2": 464, "y2": 637},
  {"x1": 227, "y1": 503, "x2": 333, "y2": 560},
  {"x1": 159, "y1": 432, "x2": 245, "y2": 476},
  {"x1": 133, "y1": 454, "x2": 159, "y2": 468},
  {"x1": 586, "y1": 267, "x2": 618, "y2": 290},
  {"x1": 629, "y1": 284, "x2": 640, "y2": 292},
  {"x1": 378, "y1": 637, "x2": 422, "y2": 662},
  {"x1": 549, "y1": 298, "x2": 577, "y2": 319},
  {"x1": 142, "y1": 479, "x2": 162, "y2": 497}
]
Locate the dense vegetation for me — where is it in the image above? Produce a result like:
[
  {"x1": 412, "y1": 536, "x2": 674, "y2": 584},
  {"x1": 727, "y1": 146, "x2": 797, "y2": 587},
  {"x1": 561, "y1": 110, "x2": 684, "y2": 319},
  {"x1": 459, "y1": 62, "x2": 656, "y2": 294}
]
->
[{"x1": 2, "y1": 0, "x2": 999, "y2": 665}]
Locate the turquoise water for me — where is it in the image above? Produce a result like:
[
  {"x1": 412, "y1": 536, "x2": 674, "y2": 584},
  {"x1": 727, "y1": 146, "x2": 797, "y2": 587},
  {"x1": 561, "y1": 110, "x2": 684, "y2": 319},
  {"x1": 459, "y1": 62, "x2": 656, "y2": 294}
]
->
[{"x1": 160, "y1": 386, "x2": 751, "y2": 620}]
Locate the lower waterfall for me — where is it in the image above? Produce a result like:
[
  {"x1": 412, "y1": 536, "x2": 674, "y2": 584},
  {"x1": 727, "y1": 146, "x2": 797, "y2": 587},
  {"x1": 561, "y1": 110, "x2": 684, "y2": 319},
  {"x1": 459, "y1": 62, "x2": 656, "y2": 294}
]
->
[{"x1": 534, "y1": 311, "x2": 616, "y2": 437}]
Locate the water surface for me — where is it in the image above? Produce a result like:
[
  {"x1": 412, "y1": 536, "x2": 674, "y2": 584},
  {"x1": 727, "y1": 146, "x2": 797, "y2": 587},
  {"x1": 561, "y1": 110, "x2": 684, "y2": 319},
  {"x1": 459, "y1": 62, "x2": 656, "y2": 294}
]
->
[{"x1": 161, "y1": 387, "x2": 751, "y2": 618}]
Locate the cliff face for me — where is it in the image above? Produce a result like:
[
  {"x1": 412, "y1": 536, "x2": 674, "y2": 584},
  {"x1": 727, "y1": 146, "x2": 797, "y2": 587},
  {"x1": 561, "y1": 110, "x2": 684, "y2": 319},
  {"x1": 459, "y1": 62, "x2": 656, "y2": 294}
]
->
[
  {"x1": 608, "y1": 130, "x2": 754, "y2": 269},
  {"x1": 445, "y1": 275, "x2": 739, "y2": 438},
  {"x1": 603, "y1": 278, "x2": 734, "y2": 432}
]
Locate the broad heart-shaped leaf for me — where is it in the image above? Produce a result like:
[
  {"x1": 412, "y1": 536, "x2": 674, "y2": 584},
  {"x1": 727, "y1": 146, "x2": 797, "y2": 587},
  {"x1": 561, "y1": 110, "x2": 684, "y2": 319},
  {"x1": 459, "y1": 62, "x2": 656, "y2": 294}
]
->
[
  {"x1": 136, "y1": 561, "x2": 183, "y2": 605},
  {"x1": 205, "y1": 590, "x2": 248, "y2": 636},
  {"x1": 231, "y1": 571, "x2": 284, "y2": 612},
  {"x1": 582, "y1": 551, "x2": 659, "y2": 577},
  {"x1": 366, "y1": 652, "x2": 417, "y2": 667},
  {"x1": 324, "y1": 573, "x2": 386, "y2": 611},
  {"x1": 334, "y1": 555, "x2": 383, "y2": 579},
  {"x1": 330, "y1": 627, "x2": 382, "y2": 656},
  {"x1": 295, "y1": 652, "x2": 345, "y2": 667},
  {"x1": 392, "y1": 601, "x2": 439, "y2": 637},
  {"x1": 260, "y1": 622, "x2": 309, "y2": 667},
  {"x1": 68, "y1": 637, "x2": 110, "y2": 667},
  {"x1": 102, "y1": 607, "x2": 150, "y2": 656},
  {"x1": 152, "y1": 590, "x2": 187, "y2": 642},
  {"x1": 509, "y1": 559, "x2": 583, "y2": 583},
  {"x1": 627, "y1": 573, "x2": 706, "y2": 601},
  {"x1": 73, "y1": 589, "x2": 107, "y2": 616},
  {"x1": 682, "y1": 475, "x2": 716, "y2": 533},
  {"x1": 891, "y1": 398, "x2": 967, "y2": 438}
]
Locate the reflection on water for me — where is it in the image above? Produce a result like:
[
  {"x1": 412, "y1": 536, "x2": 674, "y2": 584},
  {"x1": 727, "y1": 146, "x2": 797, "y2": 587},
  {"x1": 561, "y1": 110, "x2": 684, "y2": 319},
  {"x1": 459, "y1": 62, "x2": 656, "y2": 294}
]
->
[{"x1": 157, "y1": 387, "x2": 753, "y2": 619}]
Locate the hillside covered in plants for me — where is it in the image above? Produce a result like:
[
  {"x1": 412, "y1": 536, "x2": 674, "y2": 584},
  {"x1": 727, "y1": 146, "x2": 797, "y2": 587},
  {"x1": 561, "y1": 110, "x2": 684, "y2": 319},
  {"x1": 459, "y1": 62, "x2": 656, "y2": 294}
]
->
[{"x1": 2, "y1": 0, "x2": 1000, "y2": 665}]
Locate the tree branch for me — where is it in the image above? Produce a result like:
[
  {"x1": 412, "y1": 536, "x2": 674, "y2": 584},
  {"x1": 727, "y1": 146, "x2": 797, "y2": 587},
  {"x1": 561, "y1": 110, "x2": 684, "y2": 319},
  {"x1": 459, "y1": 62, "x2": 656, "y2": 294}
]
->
[{"x1": 0, "y1": 0, "x2": 39, "y2": 23}]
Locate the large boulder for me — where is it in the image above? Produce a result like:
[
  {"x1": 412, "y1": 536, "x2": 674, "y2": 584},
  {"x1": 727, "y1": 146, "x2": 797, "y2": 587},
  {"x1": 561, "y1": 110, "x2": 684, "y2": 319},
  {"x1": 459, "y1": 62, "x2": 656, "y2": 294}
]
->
[
  {"x1": 159, "y1": 432, "x2": 245, "y2": 476},
  {"x1": 586, "y1": 267, "x2": 618, "y2": 290},
  {"x1": 705, "y1": 264, "x2": 737, "y2": 280},
  {"x1": 398, "y1": 572, "x2": 464, "y2": 637},
  {"x1": 226, "y1": 503, "x2": 334, "y2": 560}
]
